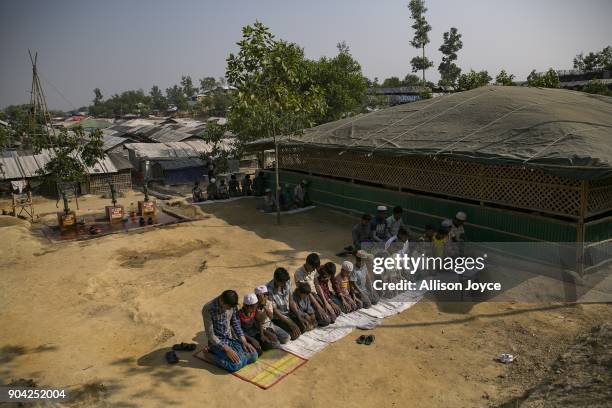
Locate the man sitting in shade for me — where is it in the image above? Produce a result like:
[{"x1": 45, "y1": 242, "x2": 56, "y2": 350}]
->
[
  {"x1": 202, "y1": 290, "x2": 258, "y2": 372},
  {"x1": 207, "y1": 178, "x2": 219, "y2": 200},
  {"x1": 351, "y1": 213, "x2": 373, "y2": 252},
  {"x1": 263, "y1": 188, "x2": 276, "y2": 212},
  {"x1": 192, "y1": 181, "x2": 204, "y2": 203},
  {"x1": 293, "y1": 180, "x2": 308, "y2": 208},
  {"x1": 371, "y1": 206, "x2": 390, "y2": 242},
  {"x1": 386, "y1": 205, "x2": 409, "y2": 237}
]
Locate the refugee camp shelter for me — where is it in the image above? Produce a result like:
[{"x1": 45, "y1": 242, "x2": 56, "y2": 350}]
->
[
  {"x1": 249, "y1": 86, "x2": 612, "y2": 270},
  {"x1": 0, "y1": 149, "x2": 132, "y2": 195},
  {"x1": 150, "y1": 158, "x2": 206, "y2": 185}
]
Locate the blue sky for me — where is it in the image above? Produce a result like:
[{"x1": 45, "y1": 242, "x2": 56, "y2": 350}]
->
[{"x1": 1, "y1": 0, "x2": 611, "y2": 110}]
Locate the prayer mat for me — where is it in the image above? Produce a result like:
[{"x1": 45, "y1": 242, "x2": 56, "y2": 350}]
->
[{"x1": 194, "y1": 347, "x2": 308, "y2": 389}]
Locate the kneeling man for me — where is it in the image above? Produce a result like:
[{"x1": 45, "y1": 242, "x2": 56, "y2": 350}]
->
[{"x1": 202, "y1": 289, "x2": 258, "y2": 372}]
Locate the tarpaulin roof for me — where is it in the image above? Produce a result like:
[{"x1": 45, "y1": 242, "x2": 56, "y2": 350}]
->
[
  {"x1": 0, "y1": 149, "x2": 118, "y2": 181},
  {"x1": 248, "y1": 86, "x2": 612, "y2": 180},
  {"x1": 152, "y1": 158, "x2": 205, "y2": 170},
  {"x1": 123, "y1": 140, "x2": 234, "y2": 160}
]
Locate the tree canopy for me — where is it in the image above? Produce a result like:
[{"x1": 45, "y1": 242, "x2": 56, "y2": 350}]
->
[
  {"x1": 573, "y1": 46, "x2": 612, "y2": 72},
  {"x1": 495, "y1": 70, "x2": 516, "y2": 86},
  {"x1": 527, "y1": 68, "x2": 559, "y2": 88},
  {"x1": 408, "y1": 0, "x2": 433, "y2": 83},
  {"x1": 457, "y1": 70, "x2": 491, "y2": 91},
  {"x1": 225, "y1": 21, "x2": 326, "y2": 148},
  {"x1": 438, "y1": 27, "x2": 463, "y2": 88}
]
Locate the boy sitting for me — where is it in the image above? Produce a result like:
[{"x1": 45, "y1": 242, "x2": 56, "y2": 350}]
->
[
  {"x1": 254, "y1": 285, "x2": 290, "y2": 350},
  {"x1": 334, "y1": 261, "x2": 362, "y2": 312},
  {"x1": 237, "y1": 293, "x2": 263, "y2": 356},
  {"x1": 292, "y1": 282, "x2": 321, "y2": 332}
]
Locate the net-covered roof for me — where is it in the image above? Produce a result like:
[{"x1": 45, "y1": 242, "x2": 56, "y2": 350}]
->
[{"x1": 249, "y1": 86, "x2": 612, "y2": 180}]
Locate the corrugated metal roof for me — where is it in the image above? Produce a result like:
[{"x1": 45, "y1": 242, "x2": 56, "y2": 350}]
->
[
  {"x1": 0, "y1": 149, "x2": 118, "y2": 181},
  {"x1": 148, "y1": 128, "x2": 195, "y2": 143},
  {"x1": 107, "y1": 153, "x2": 133, "y2": 171},
  {"x1": 124, "y1": 140, "x2": 224, "y2": 160},
  {"x1": 102, "y1": 134, "x2": 130, "y2": 151}
]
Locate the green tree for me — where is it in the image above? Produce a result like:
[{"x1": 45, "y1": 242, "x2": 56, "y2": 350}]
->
[
  {"x1": 495, "y1": 69, "x2": 516, "y2": 86},
  {"x1": 457, "y1": 69, "x2": 491, "y2": 91},
  {"x1": 93, "y1": 88, "x2": 103, "y2": 105},
  {"x1": 226, "y1": 21, "x2": 325, "y2": 222},
  {"x1": 309, "y1": 41, "x2": 368, "y2": 123},
  {"x1": 408, "y1": 0, "x2": 434, "y2": 84},
  {"x1": 582, "y1": 80, "x2": 611, "y2": 96},
  {"x1": 166, "y1": 85, "x2": 188, "y2": 111},
  {"x1": 381, "y1": 77, "x2": 402, "y2": 87},
  {"x1": 149, "y1": 85, "x2": 167, "y2": 111},
  {"x1": 573, "y1": 46, "x2": 612, "y2": 71},
  {"x1": 438, "y1": 27, "x2": 463, "y2": 88},
  {"x1": 527, "y1": 68, "x2": 559, "y2": 88},
  {"x1": 199, "y1": 77, "x2": 217, "y2": 92},
  {"x1": 402, "y1": 74, "x2": 421, "y2": 86},
  {"x1": 180, "y1": 75, "x2": 196, "y2": 99},
  {"x1": 200, "y1": 122, "x2": 233, "y2": 172}
]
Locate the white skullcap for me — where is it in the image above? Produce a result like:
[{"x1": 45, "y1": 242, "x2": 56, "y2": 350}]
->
[
  {"x1": 441, "y1": 219, "x2": 453, "y2": 228},
  {"x1": 456, "y1": 211, "x2": 467, "y2": 221},
  {"x1": 341, "y1": 260, "x2": 354, "y2": 272},
  {"x1": 243, "y1": 293, "x2": 258, "y2": 305},
  {"x1": 210, "y1": 178, "x2": 216, "y2": 183},
  {"x1": 377, "y1": 205, "x2": 387, "y2": 211},
  {"x1": 254, "y1": 285, "x2": 268, "y2": 295},
  {"x1": 265, "y1": 188, "x2": 271, "y2": 193}
]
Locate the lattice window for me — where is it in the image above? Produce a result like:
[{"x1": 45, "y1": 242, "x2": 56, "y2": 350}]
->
[
  {"x1": 587, "y1": 178, "x2": 612, "y2": 216},
  {"x1": 85, "y1": 172, "x2": 132, "y2": 196},
  {"x1": 278, "y1": 146, "x2": 585, "y2": 217}
]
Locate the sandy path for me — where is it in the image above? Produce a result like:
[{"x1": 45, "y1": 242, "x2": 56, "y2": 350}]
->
[{"x1": 0, "y1": 198, "x2": 610, "y2": 407}]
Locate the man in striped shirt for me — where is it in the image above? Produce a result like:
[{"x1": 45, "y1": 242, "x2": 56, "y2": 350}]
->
[{"x1": 202, "y1": 290, "x2": 258, "y2": 372}]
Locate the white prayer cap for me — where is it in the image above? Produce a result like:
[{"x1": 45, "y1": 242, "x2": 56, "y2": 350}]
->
[
  {"x1": 210, "y1": 178, "x2": 216, "y2": 183},
  {"x1": 341, "y1": 260, "x2": 354, "y2": 272},
  {"x1": 455, "y1": 211, "x2": 467, "y2": 221},
  {"x1": 254, "y1": 285, "x2": 268, "y2": 295},
  {"x1": 356, "y1": 249, "x2": 368, "y2": 259},
  {"x1": 243, "y1": 293, "x2": 258, "y2": 305},
  {"x1": 265, "y1": 188, "x2": 271, "y2": 193},
  {"x1": 441, "y1": 219, "x2": 453, "y2": 228},
  {"x1": 377, "y1": 205, "x2": 387, "y2": 211}
]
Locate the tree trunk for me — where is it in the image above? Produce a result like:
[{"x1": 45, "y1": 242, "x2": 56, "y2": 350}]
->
[
  {"x1": 274, "y1": 135, "x2": 281, "y2": 225},
  {"x1": 422, "y1": 45, "x2": 426, "y2": 84}
]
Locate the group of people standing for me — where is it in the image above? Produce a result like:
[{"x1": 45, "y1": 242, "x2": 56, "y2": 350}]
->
[{"x1": 202, "y1": 252, "x2": 378, "y2": 372}]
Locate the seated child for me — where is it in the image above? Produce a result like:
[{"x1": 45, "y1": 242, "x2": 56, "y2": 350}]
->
[
  {"x1": 315, "y1": 262, "x2": 342, "y2": 320},
  {"x1": 334, "y1": 261, "x2": 362, "y2": 312},
  {"x1": 292, "y1": 282, "x2": 321, "y2": 332},
  {"x1": 254, "y1": 285, "x2": 290, "y2": 349},
  {"x1": 238, "y1": 293, "x2": 263, "y2": 356}
]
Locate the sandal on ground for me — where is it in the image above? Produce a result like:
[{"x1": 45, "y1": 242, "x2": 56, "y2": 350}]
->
[
  {"x1": 364, "y1": 335, "x2": 375, "y2": 345},
  {"x1": 166, "y1": 350, "x2": 179, "y2": 364},
  {"x1": 172, "y1": 342, "x2": 197, "y2": 351},
  {"x1": 356, "y1": 335, "x2": 367, "y2": 344}
]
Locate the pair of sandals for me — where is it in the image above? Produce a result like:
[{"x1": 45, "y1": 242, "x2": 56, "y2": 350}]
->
[
  {"x1": 165, "y1": 342, "x2": 197, "y2": 364},
  {"x1": 356, "y1": 335, "x2": 375, "y2": 345}
]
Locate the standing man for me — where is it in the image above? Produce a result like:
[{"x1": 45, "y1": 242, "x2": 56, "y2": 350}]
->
[
  {"x1": 202, "y1": 290, "x2": 258, "y2": 372},
  {"x1": 295, "y1": 253, "x2": 331, "y2": 326},
  {"x1": 450, "y1": 211, "x2": 467, "y2": 242}
]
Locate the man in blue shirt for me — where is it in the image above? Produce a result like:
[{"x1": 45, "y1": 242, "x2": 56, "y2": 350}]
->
[{"x1": 202, "y1": 290, "x2": 258, "y2": 372}]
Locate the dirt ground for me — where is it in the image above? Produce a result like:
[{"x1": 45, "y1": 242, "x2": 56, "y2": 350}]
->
[{"x1": 0, "y1": 194, "x2": 610, "y2": 408}]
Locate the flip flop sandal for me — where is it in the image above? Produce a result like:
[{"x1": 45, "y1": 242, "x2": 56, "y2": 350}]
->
[
  {"x1": 165, "y1": 350, "x2": 179, "y2": 364},
  {"x1": 172, "y1": 343, "x2": 196, "y2": 351},
  {"x1": 356, "y1": 335, "x2": 367, "y2": 344},
  {"x1": 364, "y1": 335, "x2": 375, "y2": 345}
]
